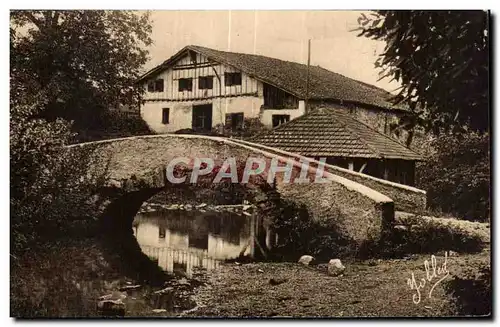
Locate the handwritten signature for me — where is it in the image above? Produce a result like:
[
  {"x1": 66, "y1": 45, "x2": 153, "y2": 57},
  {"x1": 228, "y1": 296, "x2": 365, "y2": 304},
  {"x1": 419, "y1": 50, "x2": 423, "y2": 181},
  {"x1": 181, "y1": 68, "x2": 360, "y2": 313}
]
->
[{"x1": 407, "y1": 252, "x2": 450, "y2": 304}]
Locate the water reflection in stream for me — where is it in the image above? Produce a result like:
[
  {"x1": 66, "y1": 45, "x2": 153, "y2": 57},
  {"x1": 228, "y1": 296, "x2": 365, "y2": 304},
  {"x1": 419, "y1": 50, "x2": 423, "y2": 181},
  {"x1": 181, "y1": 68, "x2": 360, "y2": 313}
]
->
[{"x1": 133, "y1": 209, "x2": 258, "y2": 278}]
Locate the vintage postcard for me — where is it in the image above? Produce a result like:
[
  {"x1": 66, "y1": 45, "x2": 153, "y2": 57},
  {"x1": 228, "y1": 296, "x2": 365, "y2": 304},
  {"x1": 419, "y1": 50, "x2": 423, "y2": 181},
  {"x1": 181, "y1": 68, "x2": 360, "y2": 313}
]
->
[{"x1": 10, "y1": 9, "x2": 491, "y2": 319}]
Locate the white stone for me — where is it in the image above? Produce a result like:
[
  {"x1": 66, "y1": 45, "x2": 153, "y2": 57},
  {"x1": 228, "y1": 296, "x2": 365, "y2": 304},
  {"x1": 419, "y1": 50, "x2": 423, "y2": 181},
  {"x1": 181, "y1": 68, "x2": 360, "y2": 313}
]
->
[
  {"x1": 107, "y1": 179, "x2": 122, "y2": 188},
  {"x1": 327, "y1": 259, "x2": 345, "y2": 276},
  {"x1": 298, "y1": 255, "x2": 315, "y2": 266},
  {"x1": 152, "y1": 309, "x2": 167, "y2": 313}
]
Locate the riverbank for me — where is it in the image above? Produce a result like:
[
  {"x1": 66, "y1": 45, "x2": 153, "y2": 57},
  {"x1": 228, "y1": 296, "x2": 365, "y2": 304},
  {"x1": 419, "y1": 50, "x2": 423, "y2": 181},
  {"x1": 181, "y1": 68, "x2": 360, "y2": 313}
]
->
[
  {"x1": 10, "y1": 237, "x2": 206, "y2": 318},
  {"x1": 185, "y1": 250, "x2": 491, "y2": 318},
  {"x1": 10, "y1": 235, "x2": 490, "y2": 318}
]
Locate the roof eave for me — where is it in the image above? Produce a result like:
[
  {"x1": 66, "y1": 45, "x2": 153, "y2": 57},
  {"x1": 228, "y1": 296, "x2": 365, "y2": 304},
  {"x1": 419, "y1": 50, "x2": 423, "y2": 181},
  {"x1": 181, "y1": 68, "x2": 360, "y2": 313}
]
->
[{"x1": 137, "y1": 45, "x2": 196, "y2": 83}]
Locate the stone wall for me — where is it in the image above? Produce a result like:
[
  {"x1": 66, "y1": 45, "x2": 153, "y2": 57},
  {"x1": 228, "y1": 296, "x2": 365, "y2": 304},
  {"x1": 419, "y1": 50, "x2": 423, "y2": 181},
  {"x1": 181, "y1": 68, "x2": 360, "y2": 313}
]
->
[{"x1": 67, "y1": 134, "x2": 395, "y2": 245}]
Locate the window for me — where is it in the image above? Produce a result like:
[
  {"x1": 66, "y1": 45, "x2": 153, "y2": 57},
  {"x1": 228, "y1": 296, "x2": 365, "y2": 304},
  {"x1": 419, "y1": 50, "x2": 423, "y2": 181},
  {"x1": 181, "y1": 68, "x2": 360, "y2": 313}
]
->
[
  {"x1": 147, "y1": 81, "x2": 155, "y2": 92},
  {"x1": 198, "y1": 76, "x2": 214, "y2": 90},
  {"x1": 224, "y1": 72, "x2": 242, "y2": 86},
  {"x1": 162, "y1": 108, "x2": 170, "y2": 124},
  {"x1": 173, "y1": 261, "x2": 187, "y2": 273},
  {"x1": 192, "y1": 104, "x2": 213, "y2": 131},
  {"x1": 178, "y1": 78, "x2": 193, "y2": 91},
  {"x1": 263, "y1": 83, "x2": 298, "y2": 109},
  {"x1": 189, "y1": 233, "x2": 209, "y2": 250},
  {"x1": 272, "y1": 114, "x2": 290, "y2": 128},
  {"x1": 401, "y1": 171, "x2": 408, "y2": 185},
  {"x1": 159, "y1": 226, "x2": 166, "y2": 239},
  {"x1": 147, "y1": 79, "x2": 164, "y2": 92},
  {"x1": 189, "y1": 51, "x2": 197, "y2": 64},
  {"x1": 225, "y1": 112, "x2": 244, "y2": 131},
  {"x1": 155, "y1": 79, "x2": 164, "y2": 92}
]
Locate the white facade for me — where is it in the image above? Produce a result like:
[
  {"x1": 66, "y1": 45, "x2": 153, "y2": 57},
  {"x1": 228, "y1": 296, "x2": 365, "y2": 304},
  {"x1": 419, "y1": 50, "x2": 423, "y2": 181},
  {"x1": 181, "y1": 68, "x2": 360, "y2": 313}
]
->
[
  {"x1": 140, "y1": 51, "x2": 304, "y2": 133},
  {"x1": 133, "y1": 216, "x2": 252, "y2": 278}
]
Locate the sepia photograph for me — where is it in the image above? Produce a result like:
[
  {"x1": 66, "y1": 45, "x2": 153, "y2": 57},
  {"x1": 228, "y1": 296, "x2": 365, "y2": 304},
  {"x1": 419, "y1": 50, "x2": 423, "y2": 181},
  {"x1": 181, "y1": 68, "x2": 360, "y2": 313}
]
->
[{"x1": 9, "y1": 8, "x2": 491, "y2": 319}]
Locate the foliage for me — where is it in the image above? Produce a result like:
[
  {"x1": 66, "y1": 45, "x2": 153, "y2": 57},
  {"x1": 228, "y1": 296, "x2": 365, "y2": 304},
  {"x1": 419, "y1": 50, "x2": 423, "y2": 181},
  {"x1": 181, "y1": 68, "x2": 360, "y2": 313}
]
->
[
  {"x1": 445, "y1": 262, "x2": 491, "y2": 316},
  {"x1": 394, "y1": 216, "x2": 484, "y2": 254},
  {"x1": 207, "y1": 118, "x2": 269, "y2": 139},
  {"x1": 359, "y1": 215, "x2": 485, "y2": 259},
  {"x1": 357, "y1": 11, "x2": 490, "y2": 224},
  {"x1": 224, "y1": 117, "x2": 270, "y2": 139},
  {"x1": 10, "y1": 10, "x2": 153, "y2": 254},
  {"x1": 10, "y1": 239, "x2": 114, "y2": 317},
  {"x1": 416, "y1": 132, "x2": 490, "y2": 222},
  {"x1": 73, "y1": 111, "x2": 153, "y2": 143},
  {"x1": 357, "y1": 11, "x2": 489, "y2": 134},
  {"x1": 10, "y1": 10, "x2": 152, "y2": 135},
  {"x1": 10, "y1": 92, "x2": 110, "y2": 255}
]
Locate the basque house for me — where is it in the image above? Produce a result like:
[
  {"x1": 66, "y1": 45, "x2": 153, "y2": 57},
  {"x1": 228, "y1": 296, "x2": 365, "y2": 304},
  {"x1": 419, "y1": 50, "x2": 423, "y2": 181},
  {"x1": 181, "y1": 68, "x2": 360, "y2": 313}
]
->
[
  {"x1": 137, "y1": 45, "x2": 412, "y2": 142},
  {"x1": 138, "y1": 45, "x2": 422, "y2": 185}
]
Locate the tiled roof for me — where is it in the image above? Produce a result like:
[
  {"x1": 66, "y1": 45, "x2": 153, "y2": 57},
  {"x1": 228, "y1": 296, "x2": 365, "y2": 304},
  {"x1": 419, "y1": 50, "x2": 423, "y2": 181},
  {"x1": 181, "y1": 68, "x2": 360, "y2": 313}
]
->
[
  {"x1": 251, "y1": 108, "x2": 423, "y2": 160},
  {"x1": 139, "y1": 45, "x2": 406, "y2": 111}
]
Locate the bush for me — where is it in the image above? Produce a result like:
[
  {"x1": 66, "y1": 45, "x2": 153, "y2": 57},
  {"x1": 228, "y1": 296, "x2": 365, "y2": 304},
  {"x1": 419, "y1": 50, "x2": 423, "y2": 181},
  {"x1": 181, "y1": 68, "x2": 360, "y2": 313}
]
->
[
  {"x1": 358, "y1": 214, "x2": 486, "y2": 259},
  {"x1": 72, "y1": 110, "x2": 153, "y2": 143},
  {"x1": 416, "y1": 132, "x2": 490, "y2": 222},
  {"x1": 445, "y1": 262, "x2": 491, "y2": 316},
  {"x1": 11, "y1": 95, "x2": 108, "y2": 255},
  {"x1": 210, "y1": 117, "x2": 269, "y2": 139},
  {"x1": 235, "y1": 117, "x2": 269, "y2": 139}
]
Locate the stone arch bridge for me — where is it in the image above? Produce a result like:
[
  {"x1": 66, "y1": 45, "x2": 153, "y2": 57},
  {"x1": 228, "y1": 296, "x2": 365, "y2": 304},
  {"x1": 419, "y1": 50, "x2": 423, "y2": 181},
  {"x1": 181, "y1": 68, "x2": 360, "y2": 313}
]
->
[{"x1": 67, "y1": 134, "x2": 426, "y2": 247}]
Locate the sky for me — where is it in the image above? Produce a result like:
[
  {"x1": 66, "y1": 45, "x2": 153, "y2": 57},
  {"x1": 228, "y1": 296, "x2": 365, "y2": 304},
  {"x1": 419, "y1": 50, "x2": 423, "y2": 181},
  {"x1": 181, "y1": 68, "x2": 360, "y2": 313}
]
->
[{"x1": 144, "y1": 10, "x2": 400, "y2": 93}]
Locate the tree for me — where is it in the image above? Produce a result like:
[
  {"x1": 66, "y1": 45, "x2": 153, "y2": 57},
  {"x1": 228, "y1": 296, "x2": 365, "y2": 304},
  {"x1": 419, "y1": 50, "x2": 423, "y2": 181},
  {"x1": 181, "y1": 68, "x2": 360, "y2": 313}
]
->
[
  {"x1": 356, "y1": 11, "x2": 489, "y2": 135},
  {"x1": 416, "y1": 132, "x2": 490, "y2": 222},
  {"x1": 357, "y1": 11, "x2": 490, "y2": 221},
  {"x1": 10, "y1": 11, "x2": 153, "y2": 253},
  {"x1": 10, "y1": 10, "x2": 153, "y2": 134}
]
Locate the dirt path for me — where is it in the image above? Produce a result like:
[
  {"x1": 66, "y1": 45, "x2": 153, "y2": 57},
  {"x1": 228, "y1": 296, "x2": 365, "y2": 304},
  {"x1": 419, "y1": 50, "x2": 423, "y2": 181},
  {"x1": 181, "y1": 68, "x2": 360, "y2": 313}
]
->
[{"x1": 186, "y1": 251, "x2": 490, "y2": 318}]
